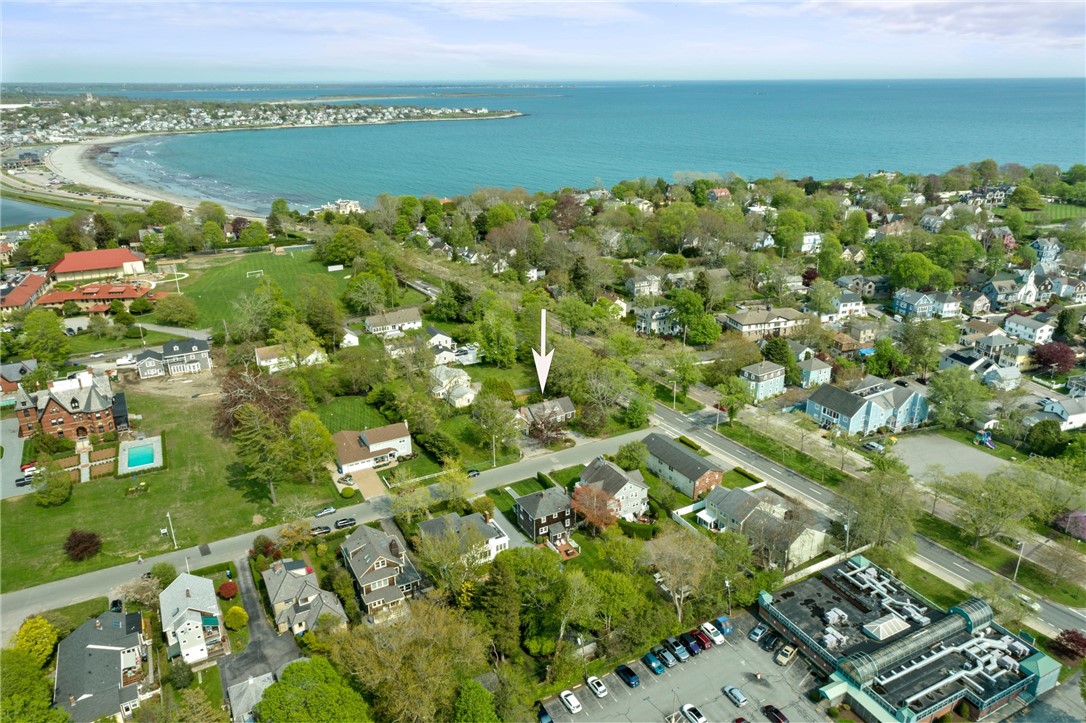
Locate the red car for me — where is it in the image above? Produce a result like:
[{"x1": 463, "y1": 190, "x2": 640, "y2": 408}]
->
[
  {"x1": 20, "y1": 462, "x2": 36, "y2": 471},
  {"x1": 690, "y1": 628, "x2": 713, "y2": 649}
]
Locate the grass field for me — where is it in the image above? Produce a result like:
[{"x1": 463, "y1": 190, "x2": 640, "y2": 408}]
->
[
  {"x1": 67, "y1": 329, "x2": 182, "y2": 356},
  {"x1": 1020, "y1": 203, "x2": 1086, "y2": 224},
  {"x1": 40, "y1": 597, "x2": 110, "y2": 638},
  {"x1": 936, "y1": 426, "x2": 1024, "y2": 463},
  {"x1": 436, "y1": 414, "x2": 520, "y2": 471},
  {"x1": 315, "y1": 395, "x2": 390, "y2": 434},
  {"x1": 464, "y1": 361, "x2": 540, "y2": 392},
  {"x1": 0, "y1": 391, "x2": 334, "y2": 593}
]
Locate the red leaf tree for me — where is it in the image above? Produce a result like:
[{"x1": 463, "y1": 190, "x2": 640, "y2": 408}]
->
[
  {"x1": 571, "y1": 484, "x2": 617, "y2": 534},
  {"x1": 1053, "y1": 628, "x2": 1086, "y2": 661},
  {"x1": 1029, "y1": 342, "x2": 1076, "y2": 376},
  {"x1": 217, "y1": 581, "x2": 238, "y2": 600}
]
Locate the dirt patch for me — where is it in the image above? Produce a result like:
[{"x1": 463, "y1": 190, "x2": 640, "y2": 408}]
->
[{"x1": 114, "y1": 368, "x2": 223, "y2": 399}]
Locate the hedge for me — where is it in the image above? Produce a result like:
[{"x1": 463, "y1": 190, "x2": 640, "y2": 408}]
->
[
  {"x1": 537, "y1": 471, "x2": 556, "y2": 488},
  {"x1": 732, "y1": 467, "x2": 764, "y2": 483},
  {"x1": 618, "y1": 519, "x2": 656, "y2": 540},
  {"x1": 677, "y1": 436, "x2": 702, "y2": 452}
]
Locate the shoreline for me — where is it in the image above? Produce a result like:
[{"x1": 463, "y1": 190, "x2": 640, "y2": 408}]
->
[{"x1": 37, "y1": 112, "x2": 525, "y2": 217}]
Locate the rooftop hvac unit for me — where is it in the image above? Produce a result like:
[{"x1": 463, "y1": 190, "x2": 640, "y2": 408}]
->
[
  {"x1": 824, "y1": 608, "x2": 849, "y2": 625},
  {"x1": 1009, "y1": 641, "x2": 1030, "y2": 658},
  {"x1": 998, "y1": 656, "x2": 1019, "y2": 673}
]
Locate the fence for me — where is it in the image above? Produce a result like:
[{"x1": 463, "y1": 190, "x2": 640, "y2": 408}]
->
[
  {"x1": 781, "y1": 543, "x2": 874, "y2": 586},
  {"x1": 670, "y1": 500, "x2": 706, "y2": 534}
]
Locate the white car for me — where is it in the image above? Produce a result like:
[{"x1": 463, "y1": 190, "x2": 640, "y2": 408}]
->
[
  {"x1": 701, "y1": 621, "x2": 726, "y2": 645},
  {"x1": 585, "y1": 675, "x2": 607, "y2": 698},
  {"x1": 1016, "y1": 594, "x2": 1041, "y2": 612},
  {"x1": 116, "y1": 355, "x2": 136, "y2": 366},
  {"x1": 680, "y1": 704, "x2": 707, "y2": 723},
  {"x1": 90, "y1": 352, "x2": 105, "y2": 358},
  {"x1": 559, "y1": 690, "x2": 582, "y2": 714}
]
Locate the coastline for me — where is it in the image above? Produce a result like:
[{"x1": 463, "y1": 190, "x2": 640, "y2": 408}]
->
[{"x1": 37, "y1": 112, "x2": 525, "y2": 217}]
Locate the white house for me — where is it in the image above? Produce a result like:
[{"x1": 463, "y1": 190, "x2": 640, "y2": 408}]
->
[
  {"x1": 575, "y1": 456, "x2": 649, "y2": 522},
  {"x1": 430, "y1": 365, "x2": 476, "y2": 407},
  {"x1": 1029, "y1": 398, "x2": 1086, "y2": 431},
  {"x1": 417, "y1": 512, "x2": 509, "y2": 563},
  {"x1": 625, "y1": 273, "x2": 662, "y2": 297},
  {"x1": 635, "y1": 305, "x2": 681, "y2": 336},
  {"x1": 1003, "y1": 315, "x2": 1054, "y2": 345},
  {"x1": 340, "y1": 329, "x2": 359, "y2": 348},
  {"x1": 699, "y1": 486, "x2": 828, "y2": 569},
  {"x1": 800, "y1": 232, "x2": 823, "y2": 254},
  {"x1": 158, "y1": 574, "x2": 222, "y2": 665},
  {"x1": 364, "y1": 307, "x2": 423, "y2": 337},
  {"x1": 254, "y1": 344, "x2": 327, "y2": 373},
  {"x1": 333, "y1": 422, "x2": 412, "y2": 474}
]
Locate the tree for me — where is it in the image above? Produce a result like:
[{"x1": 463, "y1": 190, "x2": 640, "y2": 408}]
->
[
  {"x1": 623, "y1": 395, "x2": 652, "y2": 429},
  {"x1": 865, "y1": 337, "x2": 910, "y2": 378},
  {"x1": 670, "y1": 350, "x2": 702, "y2": 401},
  {"x1": 233, "y1": 403, "x2": 291, "y2": 505},
  {"x1": 472, "y1": 393, "x2": 520, "y2": 465},
  {"x1": 453, "y1": 680, "x2": 500, "y2": 723},
  {"x1": 224, "y1": 605, "x2": 248, "y2": 631},
  {"x1": 474, "y1": 307, "x2": 518, "y2": 368},
  {"x1": 948, "y1": 468, "x2": 1043, "y2": 548},
  {"x1": 614, "y1": 441, "x2": 648, "y2": 472},
  {"x1": 343, "y1": 272, "x2": 387, "y2": 314},
  {"x1": 32, "y1": 457, "x2": 72, "y2": 507},
  {"x1": 555, "y1": 295, "x2": 592, "y2": 337},
  {"x1": 435, "y1": 468, "x2": 472, "y2": 507},
  {"x1": 1, "y1": 648, "x2": 69, "y2": 723},
  {"x1": 927, "y1": 366, "x2": 991, "y2": 427},
  {"x1": 774, "y1": 208, "x2": 808, "y2": 256},
  {"x1": 239, "y1": 220, "x2": 270, "y2": 247},
  {"x1": 154, "y1": 294, "x2": 199, "y2": 327},
  {"x1": 195, "y1": 201, "x2": 227, "y2": 226},
  {"x1": 216, "y1": 365, "x2": 304, "y2": 435},
  {"x1": 150, "y1": 562, "x2": 178, "y2": 587},
  {"x1": 1030, "y1": 342, "x2": 1076, "y2": 376},
  {"x1": 642, "y1": 530, "x2": 715, "y2": 622},
  {"x1": 14, "y1": 616, "x2": 58, "y2": 668},
  {"x1": 1053, "y1": 629, "x2": 1086, "y2": 661},
  {"x1": 287, "y1": 411, "x2": 335, "y2": 485},
  {"x1": 1038, "y1": 541, "x2": 1085, "y2": 588},
  {"x1": 760, "y1": 336, "x2": 801, "y2": 386},
  {"x1": 806, "y1": 278, "x2": 840, "y2": 316},
  {"x1": 1055, "y1": 308, "x2": 1083, "y2": 342},
  {"x1": 572, "y1": 484, "x2": 618, "y2": 534},
  {"x1": 178, "y1": 687, "x2": 227, "y2": 722},
  {"x1": 20, "y1": 310, "x2": 69, "y2": 365},
  {"x1": 716, "y1": 376, "x2": 753, "y2": 423},
  {"x1": 479, "y1": 555, "x2": 520, "y2": 660},
  {"x1": 1008, "y1": 185, "x2": 1044, "y2": 210},
  {"x1": 277, "y1": 520, "x2": 315, "y2": 550},
  {"x1": 841, "y1": 469, "x2": 919, "y2": 549},
  {"x1": 900, "y1": 319, "x2": 950, "y2": 378},
  {"x1": 271, "y1": 321, "x2": 321, "y2": 370},
  {"x1": 840, "y1": 210, "x2": 870, "y2": 246},
  {"x1": 390, "y1": 486, "x2": 432, "y2": 524},
  {"x1": 1026, "y1": 420, "x2": 1067, "y2": 457},
  {"x1": 117, "y1": 575, "x2": 162, "y2": 609},
  {"x1": 217, "y1": 581, "x2": 238, "y2": 599},
  {"x1": 64, "y1": 529, "x2": 101, "y2": 561},
  {"x1": 686, "y1": 313, "x2": 721, "y2": 346},
  {"x1": 167, "y1": 659, "x2": 195, "y2": 689},
  {"x1": 415, "y1": 524, "x2": 488, "y2": 600},
  {"x1": 255, "y1": 657, "x2": 371, "y2": 723},
  {"x1": 890, "y1": 252, "x2": 937, "y2": 290}
]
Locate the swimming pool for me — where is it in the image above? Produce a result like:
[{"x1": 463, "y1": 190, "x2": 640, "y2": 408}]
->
[{"x1": 127, "y1": 444, "x2": 155, "y2": 468}]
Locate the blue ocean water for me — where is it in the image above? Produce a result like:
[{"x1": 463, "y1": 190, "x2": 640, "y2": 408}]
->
[
  {"x1": 0, "y1": 197, "x2": 71, "y2": 227},
  {"x1": 98, "y1": 80, "x2": 1085, "y2": 214}
]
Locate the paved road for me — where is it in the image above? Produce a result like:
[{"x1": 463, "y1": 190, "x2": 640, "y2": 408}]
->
[{"x1": 0, "y1": 418, "x2": 29, "y2": 500}]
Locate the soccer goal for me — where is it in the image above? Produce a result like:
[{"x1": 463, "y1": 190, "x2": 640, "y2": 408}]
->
[{"x1": 246, "y1": 269, "x2": 264, "y2": 279}]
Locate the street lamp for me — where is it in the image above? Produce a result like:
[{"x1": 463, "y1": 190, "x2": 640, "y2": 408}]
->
[
  {"x1": 1013, "y1": 540, "x2": 1025, "y2": 581},
  {"x1": 844, "y1": 522, "x2": 850, "y2": 554},
  {"x1": 725, "y1": 578, "x2": 732, "y2": 616},
  {"x1": 165, "y1": 511, "x2": 178, "y2": 550}
]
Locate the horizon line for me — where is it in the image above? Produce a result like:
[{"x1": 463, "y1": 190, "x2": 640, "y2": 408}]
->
[{"x1": 2, "y1": 76, "x2": 1083, "y2": 85}]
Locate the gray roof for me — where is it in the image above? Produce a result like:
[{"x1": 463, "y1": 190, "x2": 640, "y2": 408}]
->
[
  {"x1": 366, "y1": 306, "x2": 422, "y2": 327},
  {"x1": 14, "y1": 372, "x2": 114, "y2": 416},
  {"x1": 162, "y1": 338, "x2": 210, "y2": 358},
  {"x1": 1006, "y1": 315, "x2": 1051, "y2": 330},
  {"x1": 340, "y1": 525, "x2": 421, "y2": 591},
  {"x1": 418, "y1": 511, "x2": 504, "y2": 543},
  {"x1": 642, "y1": 433, "x2": 721, "y2": 483},
  {"x1": 519, "y1": 396, "x2": 575, "y2": 424},
  {"x1": 227, "y1": 672, "x2": 275, "y2": 723},
  {"x1": 705, "y1": 486, "x2": 761, "y2": 525},
  {"x1": 579, "y1": 456, "x2": 647, "y2": 497},
  {"x1": 261, "y1": 559, "x2": 347, "y2": 632},
  {"x1": 798, "y1": 357, "x2": 831, "y2": 371},
  {"x1": 807, "y1": 384, "x2": 867, "y2": 418},
  {"x1": 516, "y1": 486, "x2": 571, "y2": 520},
  {"x1": 742, "y1": 361, "x2": 784, "y2": 377},
  {"x1": 0, "y1": 358, "x2": 37, "y2": 382},
  {"x1": 135, "y1": 348, "x2": 163, "y2": 363},
  {"x1": 55, "y1": 612, "x2": 143, "y2": 723},
  {"x1": 159, "y1": 573, "x2": 219, "y2": 634}
]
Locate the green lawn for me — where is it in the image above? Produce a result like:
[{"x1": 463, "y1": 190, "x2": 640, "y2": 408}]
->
[
  {"x1": 436, "y1": 414, "x2": 520, "y2": 471},
  {"x1": 315, "y1": 396, "x2": 390, "y2": 434},
  {"x1": 720, "y1": 469, "x2": 755, "y2": 489},
  {"x1": 67, "y1": 329, "x2": 182, "y2": 355},
  {"x1": 0, "y1": 392, "x2": 334, "y2": 593},
  {"x1": 936, "y1": 427, "x2": 1024, "y2": 463},
  {"x1": 40, "y1": 597, "x2": 110, "y2": 638},
  {"x1": 653, "y1": 383, "x2": 703, "y2": 414},
  {"x1": 716, "y1": 422, "x2": 855, "y2": 488},
  {"x1": 151, "y1": 250, "x2": 352, "y2": 328},
  {"x1": 915, "y1": 514, "x2": 1086, "y2": 607},
  {"x1": 196, "y1": 663, "x2": 225, "y2": 708},
  {"x1": 464, "y1": 361, "x2": 539, "y2": 392},
  {"x1": 399, "y1": 287, "x2": 428, "y2": 308},
  {"x1": 550, "y1": 464, "x2": 585, "y2": 492},
  {"x1": 1018, "y1": 203, "x2": 1086, "y2": 225},
  {"x1": 486, "y1": 477, "x2": 546, "y2": 525},
  {"x1": 565, "y1": 530, "x2": 607, "y2": 573}
]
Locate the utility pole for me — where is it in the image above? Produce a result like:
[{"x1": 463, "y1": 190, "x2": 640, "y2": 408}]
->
[
  {"x1": 1013, "y1": 540, "x2": 1025, "y2": 582},
  {"x1": 725, "y1": 578, "x2": 732, "y2": 616},
  {"x1": 166, "y1": 510, "x2": 178, "y2": 550}
]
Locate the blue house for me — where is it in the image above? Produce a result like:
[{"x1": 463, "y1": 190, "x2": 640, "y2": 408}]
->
[
  {"x1": 805, "y1": 375, "x2": 929, "y2": 436},
  {"x1": 892, "y1": 289, "x2": 935, "y2": 318}
]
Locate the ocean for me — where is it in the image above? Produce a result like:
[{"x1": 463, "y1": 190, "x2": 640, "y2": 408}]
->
[
  {"x1": 97, "y1": 79, "x2": 1085, "y2": 214},
  {"x1": 1, "y1": 197, "x2": 71, "y2": 227}
]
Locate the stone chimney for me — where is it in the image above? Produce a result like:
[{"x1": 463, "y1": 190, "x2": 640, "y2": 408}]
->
[{"x1": 185, "y1": 588, "x2": 191, "y2": 598}]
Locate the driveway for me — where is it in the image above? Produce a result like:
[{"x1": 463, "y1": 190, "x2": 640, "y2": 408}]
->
[
  {"x1": 218, "y1": 557, "x2": 302, "y2": 692},
  {"x1": 0, "y1": 418, "x2": 29, "y2": 499},
  {"x1": 893, "y1": 433, "x2": 1010, "y2": 479}
]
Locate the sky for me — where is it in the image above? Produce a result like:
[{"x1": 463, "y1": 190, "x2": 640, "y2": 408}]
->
[{"x1": 2, "y1": 1, "x2": 1084, "y2": 83}]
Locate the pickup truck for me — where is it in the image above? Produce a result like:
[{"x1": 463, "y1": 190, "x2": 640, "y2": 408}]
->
[{"x1": 116, "y1": 355, "x2": 136, "y2": 366}]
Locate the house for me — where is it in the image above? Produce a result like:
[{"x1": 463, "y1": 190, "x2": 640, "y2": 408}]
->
[
  {"x1": 429, "y1": 365, "x2": 476, "y2": 407},
  {"x1": 752, "y1": 231, "x2": 776, "y2": 249},
  {"x1": 417, "y1": 512, "x2": 509, "y2": 563},
  {"x1": 798, "y1": 357, "x2": 833, "y2": 389},
  {"x1": 340, "y1": 525, "x2": 422, "y2": 619},
  {"x1": 800, "y1": 232, "x2": 823, "y2": 254},
  {"x1": 364, "y1": 307, "x2": 423, "y2": 337},
  {"x1": 700, "y1": 486, "x2": 828, "y2": 569},
  {"x1": 226, "y1": 672, "x2": 275, "y2": 723},
  {"x1": 996, "y1": 341, "x2": 1032, "y2": 369},
  {"x1": 832, "y1": 332, "x2": 865, "y2": 356},
  {"x1": 892, "y1": 289, "x2": 935, "y2": 319},
  {"x1": 13, "y1": 370, "x2": 120, "y2": 439},
  {"x1": 841, "y1": 245, "x2": 866, "y2": 264},
  {"x1": 642, "y1": 432, "x2": 724, "y2": 500},
  {"x1": 625, "y1": 273, "x2": 662, "y2": 297},
  {"x1": 1032, "y1": 238, "x2": 1062, "y2": 265},
  {"x1": 517, "y1": 396, "x2": 576, "y2": 430},
  {"x1": 1003, "y1": 315, "x2": 1054, "y2": 344},
  {"x1": 576, "y1": 456, "x2": 649, "y2": 521},
  {"x1": 340, "y1": 329, "x2": 359, "y2": 348},
  {"x1": 425, "y1": 325, "x2": 455, "y2": 350},
  {"x1": 261, "y1": 558, "x2": 348, "y2": 635},
  {"x1": 333, "y1": 422, "x2": 412, "y2": 474},
  {"x1": 1067, "y1": 374, "x2": 1086, "y2": 398},
  {"x1": 846, "y1": 319, "x2": 878, "y2": 345},
  {"x1": 665, "y1": 269, "x2": 697, "y2": 288},
  {"x1": 514, "y1": 486, "x2": 574, "y2": 541},
  {"x1": 1037, "y1": 274, "x2": 1086, "y2": 304},
  {"x1": 931, "y1": 292, "x2": 962, "y2": 319},
  {"x1": 635, "y1": 305, "x2": 681, "y2": 335},
  {"x1": 158, "y1": 573, "x2": 222, "y2": 665},
  {"x1": 134, "y1": 338, "x2": 213, "y2": 379},
  {"x1": 833, "y1": 292, "x2": 865, "y2": 319},
  {"x1": 48, "y1": 248, "x2": 145, "y2": 282},
  {"x1": 54, "y1": 612, "x2": 147, "y2": 723},
  {"x1": 939, "y1": 348, "x2": 990, "y2": 375},
  {"x1": 805, "y1": 375, "x2": 929, "y2": 436},
  {"x1": 707, "y1": 187, "x2": 732, "y2": 202},
  {"x1": 717, "y1": 306, "x2": 809, "y2": 340},
  {"x1": 34, "y1": 283, "x2": 153, "y2": 314},
  {"x1": 0, "y1": 272, "x2": 49, "y2": 317},
  {"x1": 959, "y1": 319, "x2": 1003, "y2": 346},
  {"x1": 986, "y1": 226, "x2": 1017, "y2": 252},
  {"x1": 0, "y1": 358, "x2": 37, "y2": 396},
  {"x1": 982, "y1": 269, "x2": 1037, "y2": 309},
  {"x1": 598, "y1": 293, "x2": 629, "y2": 318},
  {"x1": 740, "y1": 361, "x2": 786, "y2": 402},
  {"x1": 982, "y1": 365, "x2": 1022, "y2": 391},
  {"x1": 959, "y1": 290, "x2": 991, "y2": 316},
  {"x1": 254, "y1": 344, "x2": 327, "y2": 373},
  {"x1": 1027, "y1": 397, "x2": 1086, "y2": 431}
]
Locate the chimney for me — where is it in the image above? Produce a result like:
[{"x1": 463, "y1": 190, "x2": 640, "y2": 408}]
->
[
  {"x1": 185, "y1": 588, "x2": 191, "y2": 598},
  {"x1": 69, "y1": 695, "x2": 76, "y2": 706}
]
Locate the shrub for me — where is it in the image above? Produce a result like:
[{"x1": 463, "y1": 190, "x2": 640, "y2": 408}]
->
[
  {"x1": 618, "y1": 519, "x2": 655, "y2": 540},
  {"x1": 217, "y1": 581, "x2": 238, "y2": 600},
  {"x1": 340, "y1": 487, "x2": 356, "y2": 499},
  {"x1": 225, "y1": 606, "x2": 249, "y2": 631},
  {"x1": 14, "y1": 616, "x2": 58, "y2": 668},
  {"x1": 167, "y1": 659, "x2": 194, "y2": 689},
  {"x1": 677, "y1": 435, "x2": 702, "y2": 452},
  {"x1": 63, "y1": 529, "x2": 101, "y2": 561},
  {"x1": 733, "y1": 467, "x2": 764, "y2": 483},
  {"x1": 150, "y1": 563, "x2": 178, "y2": 588},
  {"x1": 250, "y1": 534, "x2": 280, "y2": 560},
  {"x1": 827, "y1": 706, "x2": 839, "y2": 717},
  {"x1": 536, "y1": 471, "x2": 555, "y2": 488}
]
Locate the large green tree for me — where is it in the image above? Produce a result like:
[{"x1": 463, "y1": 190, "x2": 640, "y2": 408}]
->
[
  {"x1": 233, "y1": 403, "x2": 291, "y2": 504},
  {"x1": 14, "y1": 616, "x2": 58, "y2": 668},
  {"x1": 926, "y1": 366, "x2": 991, "y2": 427},
  {"x1": 453, "y1": 681, "x2": 500, "y2": 723},
  {"x1": 20, "y1": 310, "x2": 69, "y2": 365},
  {"x1": 1, "y1": 648, "x2": 68, "y2": 723},
  {"x1": 255, "y1": 657, "x2": 371, "y2": 723},
  {"x1": 288, "y1": 411, "x2": 335, "y2": 485},
  {"x1": 154, "y1": 295, "x2": 199, "y2": 327}
]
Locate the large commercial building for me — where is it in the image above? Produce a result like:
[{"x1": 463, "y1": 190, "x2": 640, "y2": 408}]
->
[{"x1": 758, "y1": 556, "x2": 1059, "y2": 723}]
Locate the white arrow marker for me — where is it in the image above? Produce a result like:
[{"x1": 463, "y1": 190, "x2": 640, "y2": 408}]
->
[{"x1": 532, "y1": 308, "x2": 554, "y2": 394}]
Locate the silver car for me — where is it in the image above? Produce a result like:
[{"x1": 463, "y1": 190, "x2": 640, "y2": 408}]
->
[{"x1": 724, "y1": 685, "x2": 748, "y2": 708}]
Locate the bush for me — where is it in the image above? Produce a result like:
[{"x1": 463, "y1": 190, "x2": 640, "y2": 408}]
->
[
  {"x1": 677, "y1": 435, "x2": 702, "y2": 452},
  {"x1": 167, "y1": 659, "x2": 194, "y2": 689},
  {"x1": 827, "y1": 706, "x2": 839, "y2": 717},
  {"x1": 150, "y1": 563, "x2": 178, "y2": 588},
  {"x1": 618, "y1": 519, "x2": 655, "y2": 540},
  {"x1": 417, "y1": 430, "x2": 460, "y2": 463},
  {"x1": 224, "y1": 605, "x2": 249, "y2": 631},
  {"x1": 733, "y1": 467, "x2": 764, "y2": 483},
  {"x1": 63, "y1": 529, "x2": 101, "y2": 561},
  {"x1": 124, "y1": 326, "x2": 142, "y2": 338},
  {"x1": 217, "y1": 581, "x2": 238, "y2": 600},
  {"x1": 536, "y1": 471, "x2": 555, "y2": 488},
  {"x1": 340, "y1": 487, "x2": 356, "y2": 499}
]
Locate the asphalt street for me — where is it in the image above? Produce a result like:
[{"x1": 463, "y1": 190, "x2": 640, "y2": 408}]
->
[{"x1": 0, "y1": 418, "x2": 29, "y2": 500}]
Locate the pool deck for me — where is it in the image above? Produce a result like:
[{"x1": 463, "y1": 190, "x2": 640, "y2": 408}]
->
[{"x1": 117, "y1": 436, "x2": 164, "y2": 475}]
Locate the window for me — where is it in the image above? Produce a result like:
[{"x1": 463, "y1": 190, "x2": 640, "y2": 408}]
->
[
  {"x1": 373, "y1": 559, "x2": 385, "y2": 569},
  {"x1": 538, "y1": 525, "x2": 548, "y2": 535},
  {"x1": 370, "y1": 578, "x2": 387, "y2": 590}
]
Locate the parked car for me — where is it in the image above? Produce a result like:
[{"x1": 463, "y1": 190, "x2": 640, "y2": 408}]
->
[
  {"x1": 724, "y1": 685, "x2": 748, "y2": 708},
  {"x1": 691, "y1": 628, "x2": 713, "y2": 649},
  {"x1": 334, "y1": 517, "x2": 356, "y2": 529},
  {"x1": 558, "y1": 690, "x2": 581, "y2": 714},
  {"x1": 315, "y1": 506, "x2": 336, "y2": 517},
  {"x1": 760, "y1": 633, "x2": 782, "y2": 653},
  {"x1": 862, "y1": 441, "x2": 886, "y2": 453},
  {"x1": 467, "y1": 469, "x2": 480, "y2": 477},
  {"x1": 90, "y1": 352, "x2": 104, "y2": 358},
  {"x1": 748, "y1": 623, "x2": 769, "y2": 643},
  {"x1": 538, "y1": 707, "x2": 553, "y2": 723},
  {"x1": 701, "y1": 621, "x2": 726, "y2": 645},
  {"x1": 586, "y1": 676, "x2": 608, "y2": 698},
  {"x1": 775, "y1": 645, "x2": 798, "y2": 666},
  {"x1": 680, "y1": 704, "x2": 707, "y2": 723},
  {"x1": 713, "y1": 615, "x2": 733, "y2": 636},
  {"x1": 651, "y1": 644, "x2": 677, "y2": 667},
  {"x1": 311, "y1": 526, "x2": 332, "y2": 535},
  {"x1": 664, "y1": 637, "x2": 690, "y2": 662},
  {"x1": 641, "y1": 652, "x2": 665, "y2": 675},
  {"x1": 615, "y1": 664, "x2": 640, "y2": 688},
  {"x1": 20, "y1": 462, "x2": 36, "y2": 472},
  {"x1": 14, "y1": 477, "x2": 31, "y2": 487},
  {"x1": 109, "y1": 599, "x2": 123, "y2": 613},
  {"x1": 679, "y1": 632, "x2": 702, "y2": 656},
  {"x1": 762, "y1": 705, "x2": 789, "y2": 723},
  {"x1": 337, "y1": 475, "x2": 353, "y2": 484}
]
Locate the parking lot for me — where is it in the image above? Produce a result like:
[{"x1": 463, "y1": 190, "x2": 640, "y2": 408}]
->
[{"x1": 542, "y1": 612, "x2": 826, "y2": 723}]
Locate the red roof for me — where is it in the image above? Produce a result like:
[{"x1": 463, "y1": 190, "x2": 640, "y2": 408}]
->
[
  {"x1": 36, "y1": 283, "x2": 150, "y2": 306},
  {"x1": 0, "y1": 274, "x2": 48, "y2": 309},
  {"x1": 48, "y1": 249, "x2": 143, "y2": 274}
]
